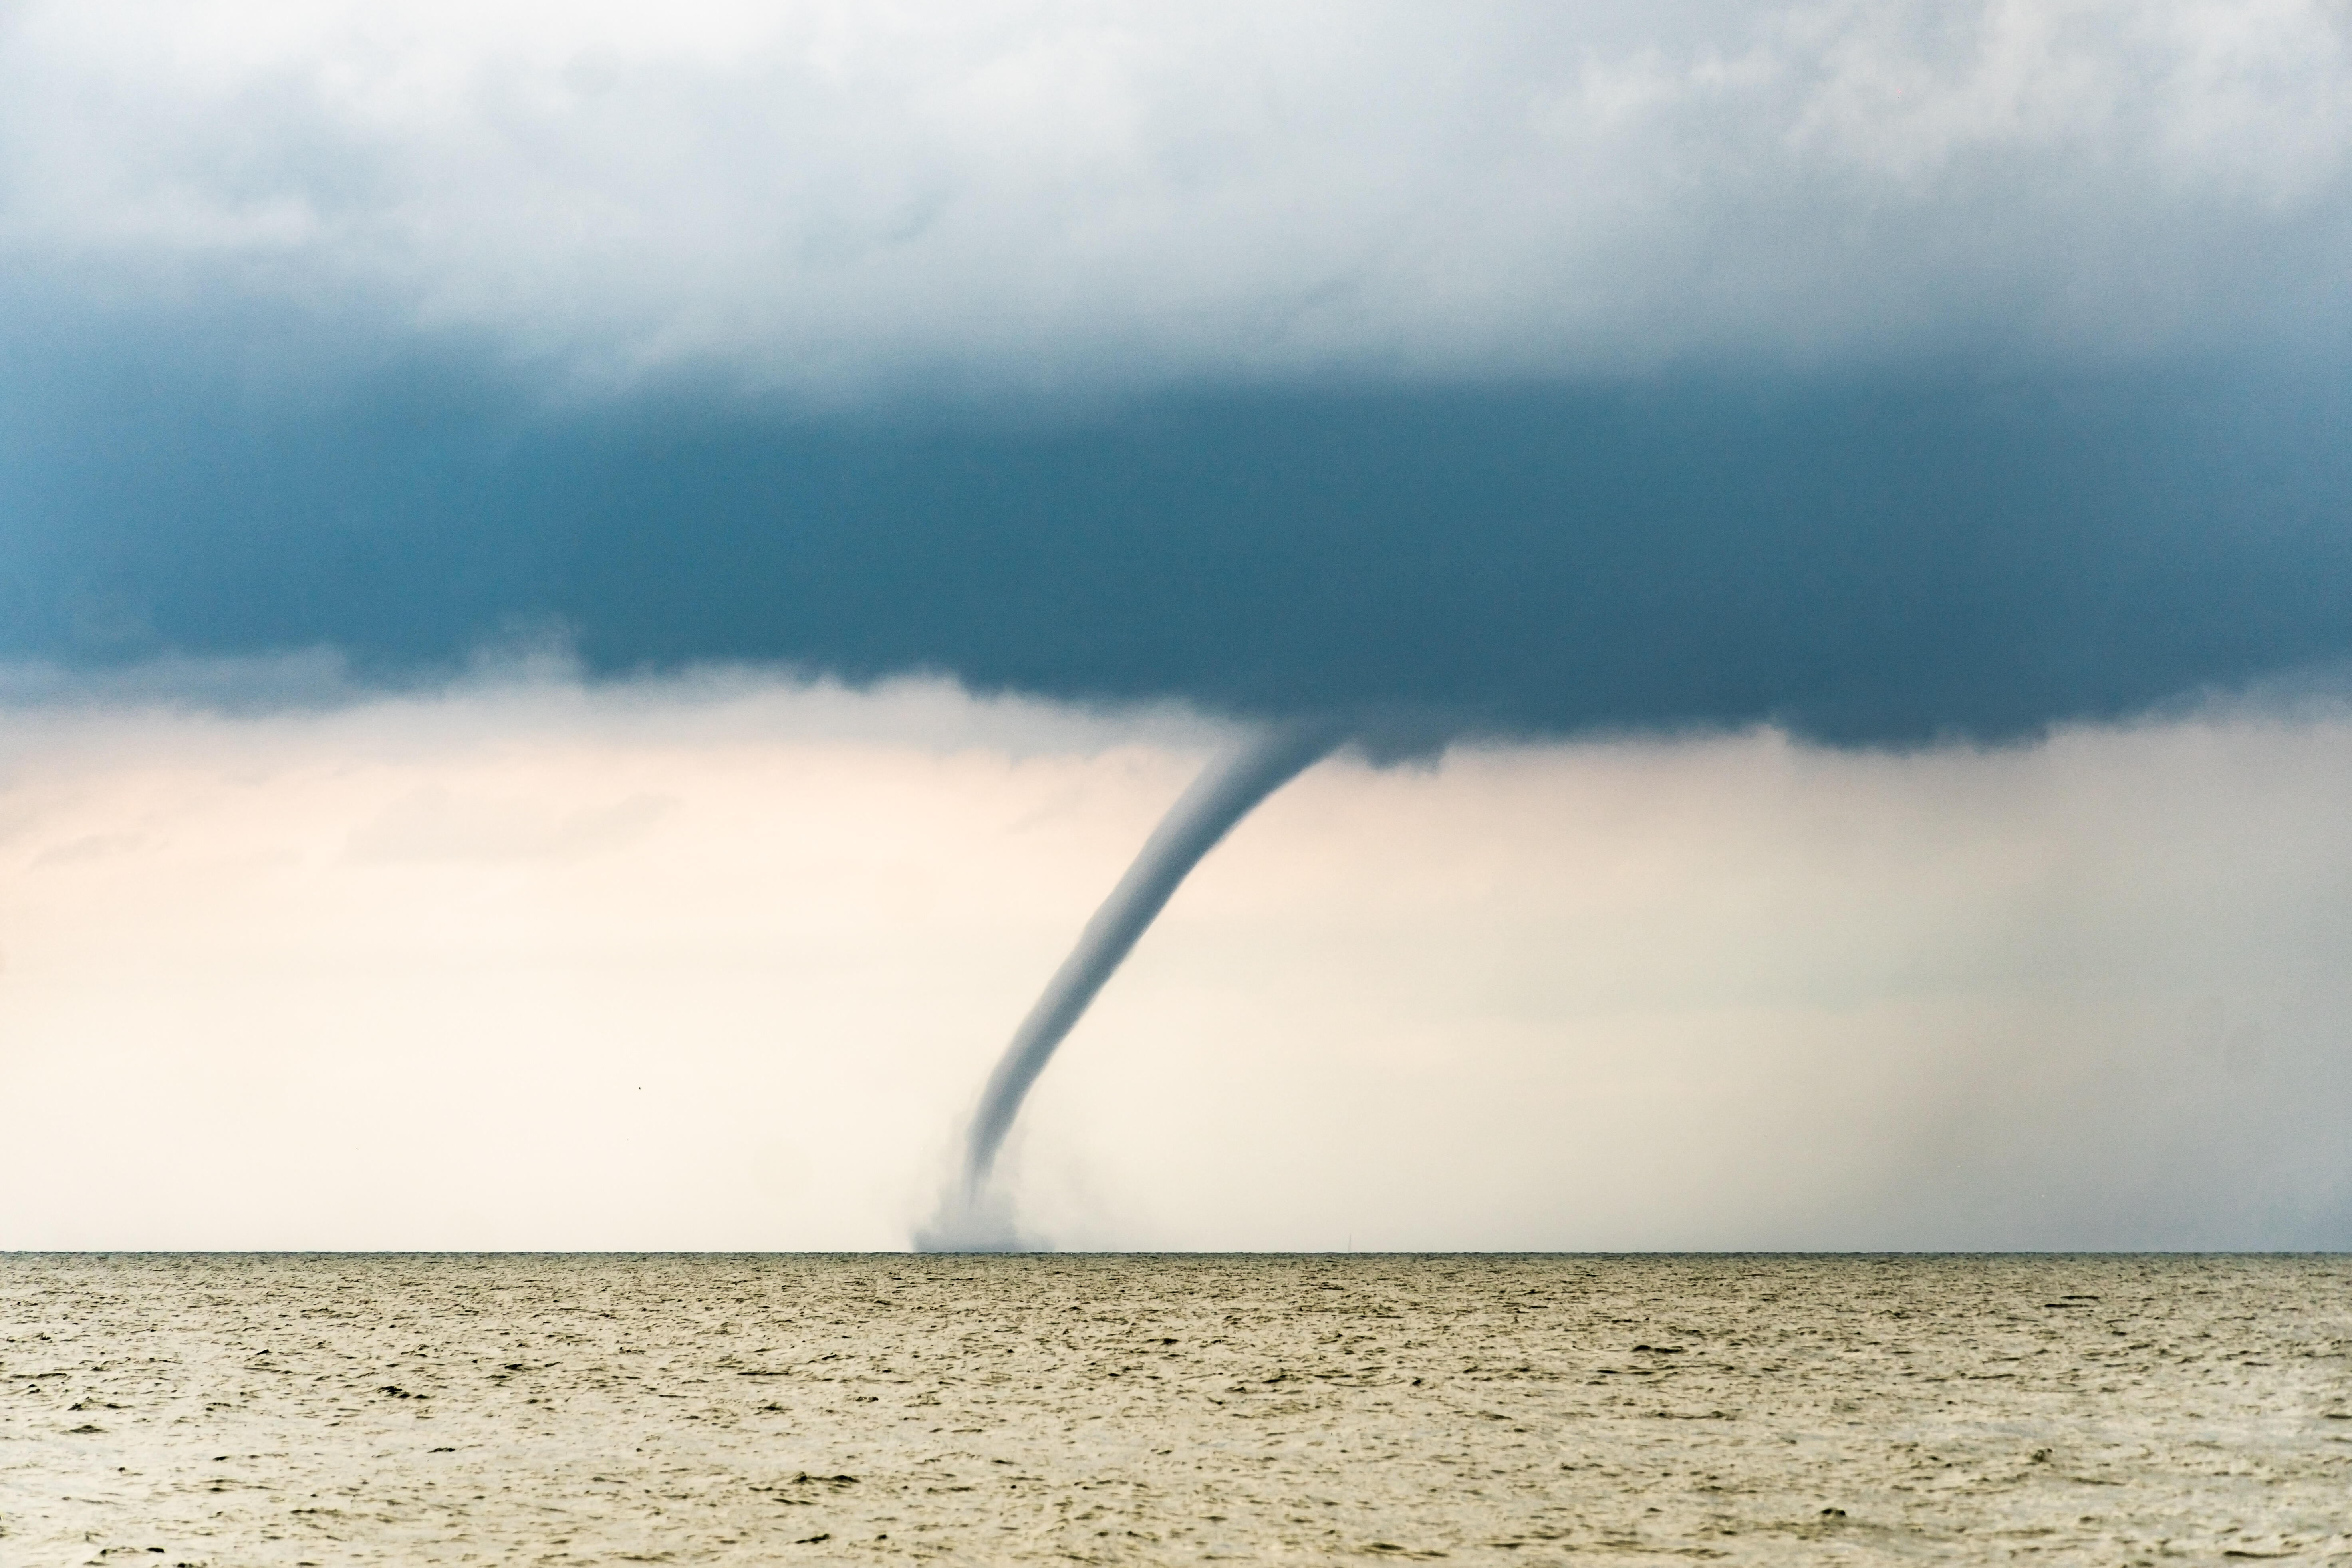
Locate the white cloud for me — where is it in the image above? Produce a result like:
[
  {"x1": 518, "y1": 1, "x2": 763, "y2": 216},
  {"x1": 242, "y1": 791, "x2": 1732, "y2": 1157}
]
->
[
  {"x1": 1, "y1": 668, "x2": 2348, "y2": 1248},
  {"x1": 1, "y1": 1, "x2": 2345, "y2": 395}
]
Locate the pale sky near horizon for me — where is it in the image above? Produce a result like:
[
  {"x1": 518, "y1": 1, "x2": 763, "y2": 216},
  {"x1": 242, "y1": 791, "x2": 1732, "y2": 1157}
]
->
[{"x1": 5, "y1": 669, "x2": 2348, "y2": 1251}]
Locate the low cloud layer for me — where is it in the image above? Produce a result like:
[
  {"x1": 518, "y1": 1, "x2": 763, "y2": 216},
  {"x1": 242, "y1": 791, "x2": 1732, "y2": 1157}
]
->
[
  {"x1": 5, "y1": 357, "x2": 2348, "y2": 743},
  {"x1": 3, "y1": 1, "x2": 2348, "y2": 393},
  {"x1": 2, "y1": 673, "x2": 2347, "y2": 1249}
]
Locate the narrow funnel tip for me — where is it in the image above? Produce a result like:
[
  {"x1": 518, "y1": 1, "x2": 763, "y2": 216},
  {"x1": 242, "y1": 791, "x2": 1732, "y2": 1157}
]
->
[{"x1": 913, "y1": 1182, "x2": 1038, "y2": 1253}]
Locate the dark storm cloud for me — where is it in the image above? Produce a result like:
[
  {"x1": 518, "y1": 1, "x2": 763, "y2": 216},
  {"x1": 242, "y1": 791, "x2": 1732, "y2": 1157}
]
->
[
  {"x1": 4, "y1": 4, "x2": 2348, "y2": 743},
  {"x1": 2, "y1": 315, "x2": 2346, "y2": 745}
]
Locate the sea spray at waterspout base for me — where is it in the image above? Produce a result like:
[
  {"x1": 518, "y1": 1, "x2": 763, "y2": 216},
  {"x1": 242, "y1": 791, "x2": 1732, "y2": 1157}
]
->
[{"x1": 917, "y1": 724, "x2": 1342, "y2": 1250}]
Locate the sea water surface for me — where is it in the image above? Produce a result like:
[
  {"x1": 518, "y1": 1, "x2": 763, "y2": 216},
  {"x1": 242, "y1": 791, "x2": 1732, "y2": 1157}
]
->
[{"x1": 3, "y1": 1254, "x2": 2348, "y2": 1564}]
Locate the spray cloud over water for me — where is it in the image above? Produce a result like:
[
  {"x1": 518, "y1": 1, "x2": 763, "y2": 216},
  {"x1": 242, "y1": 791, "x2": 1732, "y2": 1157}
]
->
[{"x1": 918, "y1": 722, "x2": 1342, "y2": 1250}]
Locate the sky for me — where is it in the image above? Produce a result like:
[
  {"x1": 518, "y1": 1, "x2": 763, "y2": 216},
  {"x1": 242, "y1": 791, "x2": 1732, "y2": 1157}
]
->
[{"x1": 3, "y1": 0, "x2": 2350, "y2": 1248}]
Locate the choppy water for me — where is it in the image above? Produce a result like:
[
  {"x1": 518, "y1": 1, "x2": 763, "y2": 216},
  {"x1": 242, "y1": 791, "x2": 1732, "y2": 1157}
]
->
[{"x1": 3, "y1": 1255, "x2": 2348, "y2": 1564}]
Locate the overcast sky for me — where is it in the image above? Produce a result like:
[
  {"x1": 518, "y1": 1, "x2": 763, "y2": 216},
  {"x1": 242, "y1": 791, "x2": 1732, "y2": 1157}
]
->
[
  {"x1": 8, "y1": 0, "x2": 2350, "y2": 389},
  {"x1": 3, "y1": 2, "x2": 2350, "y2": 1248}
]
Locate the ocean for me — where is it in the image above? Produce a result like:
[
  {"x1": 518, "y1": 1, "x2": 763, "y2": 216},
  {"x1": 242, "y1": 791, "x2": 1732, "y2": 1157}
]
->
[{"x1": 4, "y1": 1254, "x2": 2346, "y2": 1563}]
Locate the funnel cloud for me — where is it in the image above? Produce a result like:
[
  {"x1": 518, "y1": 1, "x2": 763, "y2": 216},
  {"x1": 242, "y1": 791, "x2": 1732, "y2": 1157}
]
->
[{"x1": 920, "y1": 723, "x2": 1341, "y2": 1250}]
